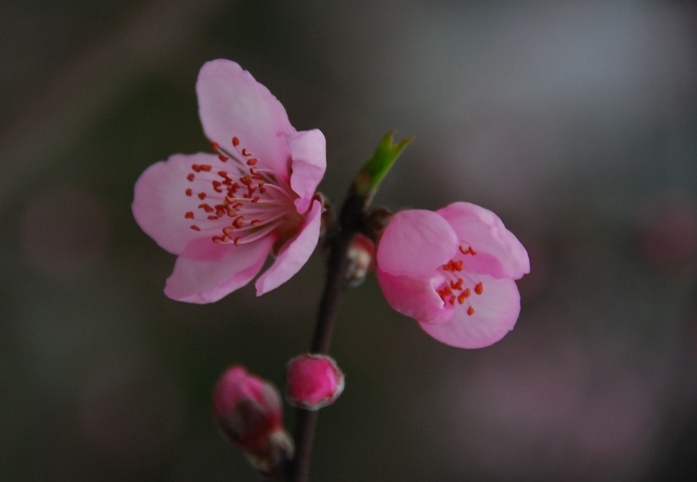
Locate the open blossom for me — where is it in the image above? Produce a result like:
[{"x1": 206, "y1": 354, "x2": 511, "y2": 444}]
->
[
  {"x1": 376, "y1": 202, "x2": 529, "y2": 348},
  {"x1": 133, "y1": 59, "x2": 326, "y2": 303}
]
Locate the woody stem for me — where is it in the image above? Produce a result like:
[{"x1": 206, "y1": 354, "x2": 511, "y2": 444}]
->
[{"x1": 288, "y1": 189, "x2": 367, "y2": 482}]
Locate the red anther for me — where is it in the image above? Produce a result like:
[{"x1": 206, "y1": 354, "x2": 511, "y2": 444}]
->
[
  {"x1": 208, "y1": 215, "x2": 219, "y2": 221},
  {"x1": 185, "y1": 211, "x2": 194, "y2": 219},
  {"x1": 251, "y1": 219, "x2": 261, "y2": 227},
  {"x1": 190, "y1": 225, "x2": 201, "y2": 231},
  {"x1": 442, "y1": 286, "x2": 453, "y2": 297},
  {"x1": 222, "y1": 235, "x2": 232, "y2": 243},
  {"x1": 218, "y1": 155, "x2": 229, "y2": 162},
  {"x1": 226, "y1": 206, "x2": 236, "y2": 217},
  {"x1": 250, "y1": 167, "x2": 259, "y2": 176},
  {"x1": 218, "y1": 171, "x2": 229, "y2": 178},
  {"x1": 201, "y1": 164, "x2": 212, "y2": 172},
  {"x1": 185, "y1": 188, "x2": 193, "y2": 197},
  {"x1": 241, "y1": 148, "x2": 251, "y2": 156},
  {"x1": 233, "y1": 237, "x2": 242, "y2": 246},
  {"x1": 474, "y1": 282, "x2": 483, "y2": 295},
  {"x1": 469, "y1": 247, "x2": 477, "y2": 255},
  {"x1": 230, "y1": 182, "x2": 240, "y2": 191},
  {"x1": 459, "y1": 246, "x2": 469, "y2": 255},
  {"x1": 252, "y1": 196, "x2": 260, "y2": 203},
  {"x1": 212, "y1": 141, "x2": 219, "y2": 152},
  {"x1": 449, "y1": 295, "x2": 456, "y2": 305},
  {"x1": 213, "y1": 236, "x2": 226, "y2": 243},
  {"x1": 223, "y1": 226, "x2": 234, "y2": 234},
  {"x1": 187, "y1": 173, "x2": 195, "y2": 182},
  {"x1": 462, "y1": 288, "x2": 471, "y2": 298},
  {"x1": 457, "y1": 292, "x2": 467, "y2": 304},
  {"x1": 450, "y1": 279, "x2": 463, "y2": 290},
  {"x1": 212, "y1": 181, "x2": 223, "y2": 193},
  {"x1": 233, "y1": 216, "x2": 245, "y2": 229},
  {"x1": 467, "y1": 306, "x2": 475, "y2": 316},
  {"x1": 199, "y1": 203, "x2": 213, "y2": 213},
  {"x1": 215, "y1": 205, "x2": 226, "y2": 217},
  {"x1": 241, "y1": 176, "x2": 252, "y2": 186},
  {"x1": 453, "y1": 260, "x2": 464, "y2": 271},
  {"x1": 246, "y1": 158, "x2": 257, "y2": 166},
  {"x1": 233, "y1": 202, "x2": 243, "y2": 211},
  {"x1": 198, "y1": 192, "x2": 207, "y2": 200},
  {"x1": 192, "y1": 164, "x2": 202, "y2": 172},
  {"x1": 232, "y1": 136, "x2": 240, "y2": 147}
]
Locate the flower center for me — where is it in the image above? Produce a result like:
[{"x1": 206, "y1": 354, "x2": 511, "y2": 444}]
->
[
  {"x1": 435, "y1": 244, "x2": 483, "y2": 316},
  {"x1": 183, "y1": 136, "x2": 300, "y2": 246}
]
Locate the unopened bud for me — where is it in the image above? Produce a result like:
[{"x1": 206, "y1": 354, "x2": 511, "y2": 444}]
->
[
  {"x1": 212, "y1": 365, "x2": 294, "y2": 477},
  {"x1": 365, "y1": 206, "x2": 394, "y2": 241},
  {"x1": 345, "y1": 233, "x2": 375, "y2": 287},
  {"x1": 286, "y1": 354, "x2": 345, "y2": 410}
]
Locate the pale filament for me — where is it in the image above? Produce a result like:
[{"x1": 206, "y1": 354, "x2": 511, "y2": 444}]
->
[{"x1": 184, "y1": 135, "x2": 300, "y2": 244}]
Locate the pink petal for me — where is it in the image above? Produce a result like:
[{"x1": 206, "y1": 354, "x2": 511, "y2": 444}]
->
[
  {"x1": 437, "y1": 202, "x2": 530, "y2": 279},
  {"x1": 419, "y1": 275, "x2": 521, "y2": 348},
  {"x1": 376, "y1": 268, "x2": 454, "y2": 325},
  {"x1": 132, "y1": 152, "x2": 219, "y2": 255},
  {"x1": 164, "y1": 236, "x2": 274, "y2": 303},
  {"x1": 212, "y1": 366, "x2": 266, "y2": 418},
  {"x1": 288, "y1": 129, "x2": 327, "y2": 213},
  {"x1": 377, "y1": 210, "x2": 458, "y2": 277},
  {"x1": 255, "y1": 199, "x2": 323, "y2": 295},
  {"x1": 196, "y1": 59, "x2": 295, "y2": 177}
]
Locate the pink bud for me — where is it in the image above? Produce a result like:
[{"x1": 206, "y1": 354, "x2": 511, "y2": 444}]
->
[
  {"x1": 286, "y1": 354, "x2": 345, "y2": 410},
  {"x1": 345, "y1": 233, "x2": 376, "y2": 287},
  {"x1": 212, "y1": 365, "x2": 293, "y2": 477}
]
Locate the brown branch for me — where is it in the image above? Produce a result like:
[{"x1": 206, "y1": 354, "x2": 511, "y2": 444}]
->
[{"x1": 288, "y1": 188, "x2": 367, "y2": 482}]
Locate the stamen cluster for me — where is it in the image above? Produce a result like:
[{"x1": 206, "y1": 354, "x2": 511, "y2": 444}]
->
[
  {"x1": 183, "y1": 136, "x2": 298, "y2": 247},
  {"x1": 436, "y1": 247, "x2": 484, "y2": 316}
]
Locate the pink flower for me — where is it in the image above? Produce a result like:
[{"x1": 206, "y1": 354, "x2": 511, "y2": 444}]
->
[
  {"x1": 376, "y1": 202, "x2": 530, "y2": 348},
  {"x1": 132, "y1": 59, "x2": 326, "y2": 303},
  {"x1": 286, "y1": 354, "x2": 345, "y2": 410}
]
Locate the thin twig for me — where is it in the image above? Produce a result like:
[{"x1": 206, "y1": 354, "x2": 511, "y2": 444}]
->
[{"x1": 289, "y1": 188, "x2": 367, "y2": 482}]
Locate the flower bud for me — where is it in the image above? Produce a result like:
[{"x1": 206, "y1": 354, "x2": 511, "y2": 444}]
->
[
  {"x1": 286, "y1": 354, "x2": 345, "y2": 410},
  {"x1": 212, "y1": 365, "x2": 294, "y2": 477},
  {"x1": 365, "y1": 206, "x2": 394, "y2": 241},
  {"x1": 345, "y1": 233, "x2": 375, "y2": 287}
]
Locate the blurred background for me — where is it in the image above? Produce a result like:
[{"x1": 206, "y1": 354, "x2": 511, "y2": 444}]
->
[{"x1": 2, "y1": 0, "x2": 697, "y2": 480}]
